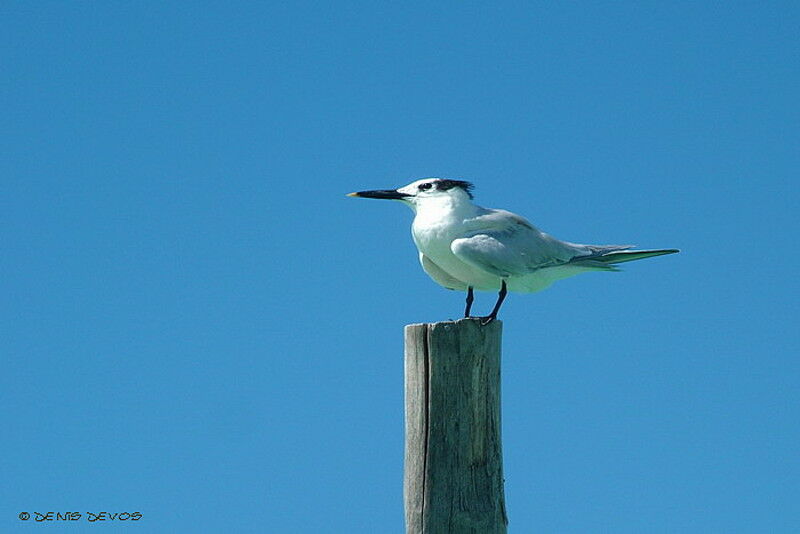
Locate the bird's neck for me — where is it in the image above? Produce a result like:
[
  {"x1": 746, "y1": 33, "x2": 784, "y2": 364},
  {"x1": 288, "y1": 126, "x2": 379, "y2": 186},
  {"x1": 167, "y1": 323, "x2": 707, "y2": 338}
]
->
[{"x1": 413, "y1": 195, "x2": 480, "y2": 228}]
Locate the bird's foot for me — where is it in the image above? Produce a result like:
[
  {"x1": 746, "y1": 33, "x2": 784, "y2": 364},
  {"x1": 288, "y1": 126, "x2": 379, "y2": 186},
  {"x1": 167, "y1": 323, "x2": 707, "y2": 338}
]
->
[
  {"x1": 479, "y1": 314, "x2": 497, "y2": 326},
  {"x1": 462, "y1": 314, "x2": 498, "y2": 325}
]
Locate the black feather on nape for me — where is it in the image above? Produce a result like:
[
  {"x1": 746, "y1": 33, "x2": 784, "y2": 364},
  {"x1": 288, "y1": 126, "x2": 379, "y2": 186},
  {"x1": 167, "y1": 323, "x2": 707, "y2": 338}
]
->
[{"x1": 435, "y1": 179, "x2": 474, "y2": 199}]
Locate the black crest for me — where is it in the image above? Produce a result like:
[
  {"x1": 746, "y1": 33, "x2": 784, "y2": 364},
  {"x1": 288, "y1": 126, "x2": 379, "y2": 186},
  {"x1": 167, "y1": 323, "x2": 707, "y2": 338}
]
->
[{"x1": 435, "y1": 179, "x2": 474, "y2": 199}]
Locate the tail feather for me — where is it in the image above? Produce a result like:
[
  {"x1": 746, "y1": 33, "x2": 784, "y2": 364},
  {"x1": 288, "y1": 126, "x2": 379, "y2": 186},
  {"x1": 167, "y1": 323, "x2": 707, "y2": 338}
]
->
[
  {"x1": 571, "y1": 248, "x2": 679, "y2": 268},
  {"x1": 575, "y1": 248, "x2": 680, "y2": 265},
  {"x1": 600, "y1": 248, "x2": 679, "y2": 264}
]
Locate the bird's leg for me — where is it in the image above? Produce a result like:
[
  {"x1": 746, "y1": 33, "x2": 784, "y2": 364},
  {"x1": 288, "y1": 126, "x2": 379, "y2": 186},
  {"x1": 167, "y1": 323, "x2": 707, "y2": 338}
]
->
[
  {"x1": 464, "y1": 286, "x2": 475, "y2": 317},
  {"x1": 481, "y1": 280, "x2": 507, "y2": 325}
]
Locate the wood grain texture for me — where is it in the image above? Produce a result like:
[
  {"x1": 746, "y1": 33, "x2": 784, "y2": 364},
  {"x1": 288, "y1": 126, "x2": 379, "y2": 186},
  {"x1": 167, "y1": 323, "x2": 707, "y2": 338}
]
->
[{"x1": 404, "y1": 318, "x2": 507, "y2": 534}]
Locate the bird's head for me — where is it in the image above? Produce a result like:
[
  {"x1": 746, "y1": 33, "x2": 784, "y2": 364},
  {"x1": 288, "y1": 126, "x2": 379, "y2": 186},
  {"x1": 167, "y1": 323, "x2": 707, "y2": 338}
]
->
[{"x1": 347, "y1": 178, "x2": 475, "y2": 212}]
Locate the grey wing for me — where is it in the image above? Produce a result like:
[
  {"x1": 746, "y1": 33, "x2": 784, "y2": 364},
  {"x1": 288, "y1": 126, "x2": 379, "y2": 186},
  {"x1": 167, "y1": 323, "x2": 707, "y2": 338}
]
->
[
  {"x1": 451, "y1": 210, "x2": 597, "y2": 277},
  {"x1": 419, "y1": 253, "x2": 468, "y2": 290}
]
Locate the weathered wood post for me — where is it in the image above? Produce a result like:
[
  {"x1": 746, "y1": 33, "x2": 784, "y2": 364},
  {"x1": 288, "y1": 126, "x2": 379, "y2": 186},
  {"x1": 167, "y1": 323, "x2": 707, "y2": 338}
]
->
[{"x1": 404, "y1": 318, "x2": 507, "y2": 534}]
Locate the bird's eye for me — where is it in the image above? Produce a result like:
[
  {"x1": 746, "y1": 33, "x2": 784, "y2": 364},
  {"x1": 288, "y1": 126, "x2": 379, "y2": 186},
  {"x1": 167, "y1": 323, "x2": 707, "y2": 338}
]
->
[{"x1": 418, "y1": 183, "x2": 433, "y2": 191}]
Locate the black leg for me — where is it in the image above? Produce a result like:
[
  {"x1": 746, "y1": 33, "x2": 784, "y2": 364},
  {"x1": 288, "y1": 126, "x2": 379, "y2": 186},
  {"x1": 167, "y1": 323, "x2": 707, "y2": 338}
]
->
[
  {"x1": 464, "y1": 286, "x2": 474, "y2": 317},
  {"x1": 481, "y1": 280, "x2": 507, "y2": 325}
]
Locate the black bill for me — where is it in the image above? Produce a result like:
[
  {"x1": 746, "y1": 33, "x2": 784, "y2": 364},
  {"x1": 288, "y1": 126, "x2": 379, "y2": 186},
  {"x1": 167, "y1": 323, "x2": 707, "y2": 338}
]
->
[{"x1": 346, "y1": 189, "x2": 411, "y2": 200}]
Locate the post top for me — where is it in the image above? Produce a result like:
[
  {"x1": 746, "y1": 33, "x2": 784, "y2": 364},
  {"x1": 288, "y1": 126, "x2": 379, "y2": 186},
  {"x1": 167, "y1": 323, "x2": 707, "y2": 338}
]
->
[{"x1": 404, "y1": 317, "x2": 503, "y2": 330}]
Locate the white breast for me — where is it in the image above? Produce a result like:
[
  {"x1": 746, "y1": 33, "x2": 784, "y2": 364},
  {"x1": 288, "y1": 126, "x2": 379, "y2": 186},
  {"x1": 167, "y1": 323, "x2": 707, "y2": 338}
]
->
[{"x1": 411, "y1": 217, "x2": 502, "y2": 290}]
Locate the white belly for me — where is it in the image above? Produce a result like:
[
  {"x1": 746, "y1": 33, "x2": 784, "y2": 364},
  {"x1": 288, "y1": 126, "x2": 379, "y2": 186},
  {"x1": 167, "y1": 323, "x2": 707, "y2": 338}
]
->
[{"x1": 412, "y1": 222, "x2": 501, "y2": 291}]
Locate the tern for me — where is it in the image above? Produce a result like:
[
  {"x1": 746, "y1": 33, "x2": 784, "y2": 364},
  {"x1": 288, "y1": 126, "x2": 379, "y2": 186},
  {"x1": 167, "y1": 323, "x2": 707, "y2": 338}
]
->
[{"x1": 348, "y1": 178, "x2": 678, "y2": 324}]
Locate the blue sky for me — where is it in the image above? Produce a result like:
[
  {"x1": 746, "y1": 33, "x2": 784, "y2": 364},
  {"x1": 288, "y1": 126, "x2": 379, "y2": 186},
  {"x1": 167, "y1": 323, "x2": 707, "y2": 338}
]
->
[{"x1": 2, "y1": 2, "x2": 798, "y2": 532}]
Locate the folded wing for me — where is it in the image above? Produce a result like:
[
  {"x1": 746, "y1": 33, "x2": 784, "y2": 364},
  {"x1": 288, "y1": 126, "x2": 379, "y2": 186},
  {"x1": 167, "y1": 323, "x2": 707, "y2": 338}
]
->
[{"x1": 451, "y1": 209, "x2": 599, "y2": 277}]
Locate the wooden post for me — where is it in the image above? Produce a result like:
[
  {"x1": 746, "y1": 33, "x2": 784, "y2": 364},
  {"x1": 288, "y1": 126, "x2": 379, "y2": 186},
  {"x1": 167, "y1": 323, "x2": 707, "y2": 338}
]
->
[{"x1": 404, "y1": 318, "x2": 507, "y2": 534}]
